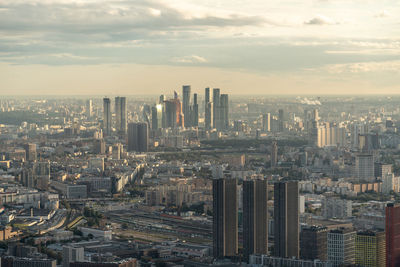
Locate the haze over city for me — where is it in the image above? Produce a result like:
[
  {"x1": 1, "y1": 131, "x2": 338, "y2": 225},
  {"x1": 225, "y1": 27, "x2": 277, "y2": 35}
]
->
[{"x1": 1, "y1": 0, "x2": 400, "y2": 95}]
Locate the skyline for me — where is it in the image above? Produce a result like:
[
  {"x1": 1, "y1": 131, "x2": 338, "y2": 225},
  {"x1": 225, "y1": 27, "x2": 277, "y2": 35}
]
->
[{"x1": 1, "y1": 0, "x2": 400, "y2": 94}]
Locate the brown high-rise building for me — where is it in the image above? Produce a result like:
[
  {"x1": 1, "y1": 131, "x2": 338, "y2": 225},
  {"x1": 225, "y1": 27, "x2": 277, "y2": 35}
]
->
[
  {"x1": 212, "y1": 178, "x2": 238, "y2": 258},
  {"x1": 300, "y1": 226, "x2": 327, "y2": 261},
  {"x1": 274, "y1": 180, "x2": 299, "y2": 258},
  {"x1": 386, "y1": 203, "x2": 400, "y2": 267},
  {"x1": 243, "y1": 179, "x2": 268, "y2": 261}
]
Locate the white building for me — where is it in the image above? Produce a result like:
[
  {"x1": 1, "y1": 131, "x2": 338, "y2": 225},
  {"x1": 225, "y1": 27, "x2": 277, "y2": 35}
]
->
[
  {"x1": 355, "y1": 154, "x2": 374, "y2": 182},
  {"x1": 327, "y1": 228, "x2": 356, "y2": 267},
  {"x1": 322, "y1": 197, "x2": 352, "y2": 219},
  {"x1": 382, "y1": 173, "x2": 400, "y2": 194}
]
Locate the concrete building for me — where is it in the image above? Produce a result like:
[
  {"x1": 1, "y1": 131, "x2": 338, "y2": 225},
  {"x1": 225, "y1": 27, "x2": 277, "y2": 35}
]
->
[
  {"x1": 274, "y1": 180, "x2": 299, "y2": 258},
  {"x1": 115, "y1": 96, "x2": 127, "y2": 135},
  {"x1": 127, "y1": 122, "x2": 148, "y2": 152},
  {"x1": 243, "y1": 179, "x2": 268, "y2": 260},
  {"x1": 327, "y1": 228, "x2": 356, "y2": 267},
  {"x1": 103, "y1": 98, "x2": 112, "y2": 136},
  {"x1": 322, "y1": 197, "x2": 352, "y2": 219},
  {"x1": 271, "y1": 142, "x2": 278, "y2": 168},
  {"x1": 62, "y1": 245, "x2": 84, "y2": 267},
  {"x1": 355, "y1": 230, "x2": 385, "y2": 267},
  {"x1": 355, "y1": 154, "x2": 375, "y2": 182},
  {"x1": 212, "y1": 178, "x2": 238, "y2": 258},
  {"x1": 249, "y1": 254, "x2": 332, "y2": 267},
  {"x1": 300, "y1": 226, "x2": 328, "y2": 261}
]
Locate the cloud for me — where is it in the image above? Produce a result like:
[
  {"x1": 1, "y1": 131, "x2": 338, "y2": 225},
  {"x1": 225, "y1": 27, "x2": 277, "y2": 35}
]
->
[
  {"x1": 305, "y1": 15, "x2": 336, "y2": 25},
  {"x1": 375, "y1": 10, "x2": 389, "y2": 18},
  {"x1": 171, "y1": 55, "x2": 207, "y2": 63},
  {"x1": 319, "y1": 60, "x2": 400, "y2": 74}
]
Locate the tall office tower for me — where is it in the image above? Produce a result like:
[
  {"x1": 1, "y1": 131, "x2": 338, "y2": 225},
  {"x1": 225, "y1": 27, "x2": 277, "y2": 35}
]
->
[
  {"x1": 213, "y1": 178, "x2": 238, "y2": 258},
  {"x1": 355, "y1": 230, "x2": 385, "y2": 267},
  {"x1": 274, "y1": 180, "x2": 299, "y2": 258},
  {"x1": 220, "y1": 94, "x2": 229, "y2": 130},
  {"x1": 151, "y1": 106, "x2": 158, "y2": 130},
  {"x1": 127, "y1": 122, "x2": 148, "y2": 152},
  {"x1": 213, "y1": 88, "x2": 220, "y2": 129},
  {"x1": 270, "y1": 141, "x2": 278, "y2": 167},
  {"x1": 327, "y1": 228, "x2": 356, "y2": 266},
  {"x1": 23, "y1": 143, "x2": 37, "y2": 162},
  {"x1": 300, "y1": 226, "x2": 328, "y2": 261},
  {"x1": 86, "y1": 99, "x2": 93, "y2": 118},
  {"x1": 103, "y1": 98, "x2": 112, "y2": 136},
  {"x1": 164, "y1": 95, "x2": 183, "y2": 128},
  {"x1": 375, "y1": 163, "x2": 393, "y2": 179},
  {"x1": 159, "y1": 94, "x2": 165, "y2": 104},
  {"x1": 192, "y1": 93, "x2": 199, "y2": 127},
  {"x1": 243, "y1": 179, "x2": 268, "y2": 261},
  {"x1": 262, "y1": 113, "x2": 271, "y2": 132},
  {"x1": 115, "y1": 96, "x2": 127, "y2": 135},
  {"x1": 62, "y1": 246, "x2": 84, "y2": 267},
  {"x1": 355, "y1": 154, "x2": 375, "y2": 182},
  {"x1": 205, "y1": 88, "x2": 212, "y2": 129},
  {"x1": 182, "y1": 85, "x2": 191, "y2": 127},
  {"x1": 205, "y1": 102, "x2": 213, "y2": 130},
  {"x1": 386, "y1": 203, "x2": 400, "y2": 267},
  {"x1": 278, "y1": 109, "x2": 285, "y2": 132},
  {"x1": 312, "y1": 108, "x2": 319, "y2": 122}
]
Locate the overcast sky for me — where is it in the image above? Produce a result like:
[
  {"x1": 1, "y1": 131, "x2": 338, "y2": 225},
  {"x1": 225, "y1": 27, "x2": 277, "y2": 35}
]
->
[{"x1": 1, "y1": 0, "x2": 400, "y2": 95}]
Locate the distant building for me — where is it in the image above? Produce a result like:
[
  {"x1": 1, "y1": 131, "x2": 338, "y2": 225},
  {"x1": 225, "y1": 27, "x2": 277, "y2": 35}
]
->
[
  {"x1": 2, "y1": 257, "x2": 56, "y2": 267},
  {"x1": 212, "y1": 88, "x2": 220, "y2": 129},
  {"x1": 213, "y1": 178, "x2": 238, "y2": 258},
  {"x1": 115, "y1": 96, "x2": 127, "y2": 135},
  {"x1": 375, "y1": 163, "x2": 392, "y2": 179},
  {"x1": 103, "y1": 98, "x2": 112, "y2": 136},
  {"x1": 278, "y1": 109, "x2": 285, "y2": 132},
  {"x1": 355, "y1": 230, "x2": 385, "y2": 267},
  {"x1": 70, "y1": 259, "x2": 137, "y2": 267},
  {"x1": 300, "y1": 226, "x2": 328, "y2": 261},
  {"x1": 86, "y1": 99, "x2": 93, "y2": 118},
  {"x1": 23, "y1": 143, "x2": 37, "y2": 162},
  {"x1": 205, "y1": 87, "x2": 212, "y2": 129},
  {"x1": 243, "y1": 179, "x2": 268, "y2": 261},
  {"x1": 249, "y1": 254, "x2": 332, "y2": 267},
  {"x1": 270, "y1": 142, "x2": 278, "y2": 168},
  {"x1": 220, "y1": 94, "x2": 229, "y2": 130},
  {"x1": 182, "y1": 85, "x2": 191, "y2": 127},
  {"x1": 327, "y1": 228, "x2": 356, "y2": 267},
  {"x1": 127, "y1": 122, "x2": 148, "y2": 152},
  {"x1": 355, "y1": 154, "x2": 375, "y2": 182},
  {"x1": 62, "y1": 246, "x2": 84, "y2": 267},
  {"x1": 192, "y1": 93, "x2": 199, "y2": 127},
  {"x1": 322, "y1": 197, "x2": 352, "y2": 219},
  {"x1": 93, "y1": 139, "x2": 106, "y2": 154},
  {"x1": 262, "y1": 113, "x2": 271, "y2": 132},
  {"x1": 274, "y1": 180, "x2": 299, "y2": 258},
  {"x1": 164, "y1": 95, "x2": 183, "y2": 128}
]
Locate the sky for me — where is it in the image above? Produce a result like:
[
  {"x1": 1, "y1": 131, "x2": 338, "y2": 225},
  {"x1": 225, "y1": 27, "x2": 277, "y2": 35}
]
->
[{"x1": 1, "y1": 0, "x2": 400, "y2": 95}]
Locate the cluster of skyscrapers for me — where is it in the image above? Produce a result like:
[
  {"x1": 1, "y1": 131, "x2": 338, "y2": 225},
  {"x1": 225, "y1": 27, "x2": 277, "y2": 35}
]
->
[
  {"x1": 102, "y1": 97, "x2": 148, "y2": 152},
  {"x1": 151, "y1": 86, "x2": 229, "y2": 130},
  {"x1": 212, "y1": 178, "x2": 299, "y2": 262}
]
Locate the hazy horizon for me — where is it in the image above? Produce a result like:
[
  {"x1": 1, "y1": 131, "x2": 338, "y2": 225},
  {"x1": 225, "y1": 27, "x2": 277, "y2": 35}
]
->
[{"x1": 1, "y1": 0, "x2": 400, "y2": 95}]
